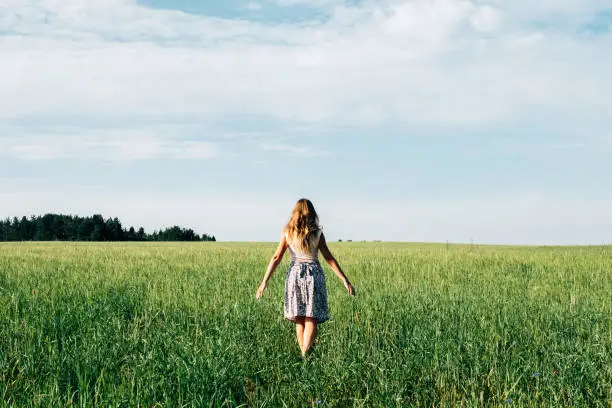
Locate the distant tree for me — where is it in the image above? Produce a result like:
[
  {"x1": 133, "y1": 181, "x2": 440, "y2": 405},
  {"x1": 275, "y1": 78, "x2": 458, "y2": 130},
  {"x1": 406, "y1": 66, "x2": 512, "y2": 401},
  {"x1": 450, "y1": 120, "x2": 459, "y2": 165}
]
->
[
  {"x1": 91, "y1": 215, "x2": 107, "y2": 241},
  {"x1": 126, "y1": 227, "x2": 136, "y2": 241},
  {"x1": 137, "y1": 227, "x2": 146, "y2": 241},
  {"x1": 0, "y1": 218, "x2": 8, "y2": 241},
  {"x1": 18, "y1": 216, "x2": 30, "y2": 240},
  {"x1": 5, "y1": 217, "x2": 18, "y2": 241},
  {"x1": 52, "y1": 216, "x2": 66, "y2": 241},
  {"x1": 0, "y1": 213, "x2": 215, "y2": 242},
  {"x1": 200, "y1": 232, "x2": 215, "y2": 242},
  {"x1": 78, "y1": 217, "x2": 94, "y2": 241},
  {"x1": 90, "y1": 225, "x2": 103, "y2": 241},
  {"x1": 106, "y1": 217, "x2": 124, "y2": 241}
]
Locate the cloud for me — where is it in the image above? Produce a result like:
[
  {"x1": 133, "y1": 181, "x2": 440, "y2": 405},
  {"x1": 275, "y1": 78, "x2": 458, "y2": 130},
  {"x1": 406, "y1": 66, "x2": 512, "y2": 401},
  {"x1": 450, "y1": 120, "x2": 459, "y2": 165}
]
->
[
  {"x1": 263, "y1": 144, "x2": 330, "y2": 156},
  {"x1": 274, "y1": 0, "x2": 344, "y2": 8},
  {"x1": 2, "y1": 1, "x2": 610, "y2": 244},
  {"x1": 0, "y1": 130, "x2": 218, "y2": 161},
  {"x1": 0, "y1": 0, "x2": 610, "y2": 131},
  {"x1": 246, "y1": 3, "x2": 263, "y2": 11}
]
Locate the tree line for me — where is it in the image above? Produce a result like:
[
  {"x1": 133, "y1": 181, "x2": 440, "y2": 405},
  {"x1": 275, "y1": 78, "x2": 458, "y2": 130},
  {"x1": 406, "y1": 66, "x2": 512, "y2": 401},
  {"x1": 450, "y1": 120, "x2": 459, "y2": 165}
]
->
[{"x1": 0, "y1": 214, "x2": 216, "y2": 242}]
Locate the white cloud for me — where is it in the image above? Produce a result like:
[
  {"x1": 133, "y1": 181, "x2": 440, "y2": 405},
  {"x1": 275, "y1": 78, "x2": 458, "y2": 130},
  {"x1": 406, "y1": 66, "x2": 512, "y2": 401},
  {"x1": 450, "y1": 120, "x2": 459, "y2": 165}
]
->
[
  {"x1": 274, "y1": 0, "x2": 343, "y2": 7},
  {"x1": 263, "y1": 144, "x2": 330, "y2": 156},
  {"x1": 470, "y1": 5, "x2": 501, "y2": 33},
  {"x1": 246, "y1": 3, "x2": 263, "y2": 11},
  {"x1": 0, "y1": 0, "x2": 610, "y2": 129},
  {"x1": 0, "y1": 130, "x2": 218, "y2": 161}
]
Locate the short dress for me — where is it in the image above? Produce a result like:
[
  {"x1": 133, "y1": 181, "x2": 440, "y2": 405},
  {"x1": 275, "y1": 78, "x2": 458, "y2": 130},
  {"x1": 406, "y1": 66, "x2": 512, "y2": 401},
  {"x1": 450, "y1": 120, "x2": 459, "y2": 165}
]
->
[{"x1": 284, "y1": 230, "x2": 330, "y2": 324}]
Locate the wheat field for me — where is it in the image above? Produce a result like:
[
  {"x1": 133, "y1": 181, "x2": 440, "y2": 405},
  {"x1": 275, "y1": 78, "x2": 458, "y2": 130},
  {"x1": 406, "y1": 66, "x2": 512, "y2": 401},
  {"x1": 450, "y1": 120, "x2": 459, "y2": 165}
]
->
[{"x1": 0, "y1": 242, "x2": 610, "y2": 407}]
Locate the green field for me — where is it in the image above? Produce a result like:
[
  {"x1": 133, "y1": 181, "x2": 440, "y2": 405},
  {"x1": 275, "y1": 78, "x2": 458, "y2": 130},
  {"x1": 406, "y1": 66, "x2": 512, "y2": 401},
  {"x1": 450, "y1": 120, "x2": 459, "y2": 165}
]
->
[{"x1": 0, "y1": 242, "x2": 610, "y2": 407}]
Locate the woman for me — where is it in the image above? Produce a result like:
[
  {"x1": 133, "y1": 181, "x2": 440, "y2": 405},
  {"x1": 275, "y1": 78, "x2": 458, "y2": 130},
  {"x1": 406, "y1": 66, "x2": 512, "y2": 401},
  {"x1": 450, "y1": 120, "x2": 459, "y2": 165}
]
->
[{"x1": 256, "y1": 198, "x2": 356, "y2": 358}]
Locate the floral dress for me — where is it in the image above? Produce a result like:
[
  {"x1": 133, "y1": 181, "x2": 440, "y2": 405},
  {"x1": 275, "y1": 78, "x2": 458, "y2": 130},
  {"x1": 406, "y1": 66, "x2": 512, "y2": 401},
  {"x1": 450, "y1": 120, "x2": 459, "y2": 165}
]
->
[{"x1": 283, "y1": 231, "x2": 329, "y2": 324}]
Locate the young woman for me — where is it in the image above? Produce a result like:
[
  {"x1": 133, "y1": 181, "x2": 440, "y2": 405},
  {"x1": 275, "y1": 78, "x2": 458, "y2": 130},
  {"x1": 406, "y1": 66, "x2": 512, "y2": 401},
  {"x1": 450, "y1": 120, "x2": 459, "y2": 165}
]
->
[{"x1": 256, "y1": 198, "x2": 355, "y2": 358}]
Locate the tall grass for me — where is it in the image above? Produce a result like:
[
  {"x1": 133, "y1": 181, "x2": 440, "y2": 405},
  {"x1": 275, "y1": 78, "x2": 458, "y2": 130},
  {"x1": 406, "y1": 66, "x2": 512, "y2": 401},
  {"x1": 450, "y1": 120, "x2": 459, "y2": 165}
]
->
[{"x1": 0, "y1": 242, "x2": 610, "y2": 407}]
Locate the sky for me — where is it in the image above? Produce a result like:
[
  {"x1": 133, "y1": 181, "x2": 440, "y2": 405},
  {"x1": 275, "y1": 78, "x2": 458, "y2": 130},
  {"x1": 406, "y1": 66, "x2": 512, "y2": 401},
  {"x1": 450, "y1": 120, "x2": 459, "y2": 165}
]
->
[{"x1": 1, "y1": 0, "x2": 611, "y2": 244}]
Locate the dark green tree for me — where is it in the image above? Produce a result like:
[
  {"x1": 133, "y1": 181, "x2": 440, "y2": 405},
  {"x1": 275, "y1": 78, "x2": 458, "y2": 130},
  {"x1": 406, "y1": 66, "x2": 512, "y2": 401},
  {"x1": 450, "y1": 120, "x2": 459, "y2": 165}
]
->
[{"x1": 0, "y1": 213, "x2": 216, "y2": 242}]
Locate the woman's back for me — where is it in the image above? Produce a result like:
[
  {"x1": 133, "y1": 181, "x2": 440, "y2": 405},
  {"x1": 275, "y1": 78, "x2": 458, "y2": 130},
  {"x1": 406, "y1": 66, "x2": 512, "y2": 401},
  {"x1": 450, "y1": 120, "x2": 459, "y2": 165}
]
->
[{"x1": 285, "y1": 230, "x2": 322, "y2": 263}]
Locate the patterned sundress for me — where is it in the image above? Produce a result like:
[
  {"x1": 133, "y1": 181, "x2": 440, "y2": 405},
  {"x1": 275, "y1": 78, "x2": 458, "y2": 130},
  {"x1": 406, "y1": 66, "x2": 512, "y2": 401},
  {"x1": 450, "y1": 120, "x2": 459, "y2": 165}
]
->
[{"x1": 283, "y1": 230, "x2": 330, "y2": 324}]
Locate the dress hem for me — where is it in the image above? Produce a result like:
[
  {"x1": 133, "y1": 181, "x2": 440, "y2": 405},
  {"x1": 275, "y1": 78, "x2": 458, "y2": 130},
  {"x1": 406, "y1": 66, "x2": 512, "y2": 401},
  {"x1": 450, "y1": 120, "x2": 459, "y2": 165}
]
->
[{"x1": 284, "y1": 314, "x2": 330, "y2": 324}]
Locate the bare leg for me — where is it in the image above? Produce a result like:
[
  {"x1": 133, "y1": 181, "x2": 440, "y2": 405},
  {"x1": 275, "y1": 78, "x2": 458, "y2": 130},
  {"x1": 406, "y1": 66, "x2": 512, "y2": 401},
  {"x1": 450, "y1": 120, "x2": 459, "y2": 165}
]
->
[
  {"x1": 302, "y1": 317, "x2": 318, "y2": 357},
  {"x1": 295, "y1": 317, "x2": 305, "y2": 352}
]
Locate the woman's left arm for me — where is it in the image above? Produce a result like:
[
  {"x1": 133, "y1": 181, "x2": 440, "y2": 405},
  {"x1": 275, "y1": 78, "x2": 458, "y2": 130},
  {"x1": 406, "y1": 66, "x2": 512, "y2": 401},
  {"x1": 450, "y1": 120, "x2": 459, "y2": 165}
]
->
[{"x1": 256, "y1": 233, "x2": 288, "y2": 299}]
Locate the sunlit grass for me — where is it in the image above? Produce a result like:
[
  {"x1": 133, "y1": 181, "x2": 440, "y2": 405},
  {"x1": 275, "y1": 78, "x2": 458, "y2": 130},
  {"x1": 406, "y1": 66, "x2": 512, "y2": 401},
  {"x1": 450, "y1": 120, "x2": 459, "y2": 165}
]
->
[{"x1": 0, "y1": 242, "x2": 610, "y2": 407}]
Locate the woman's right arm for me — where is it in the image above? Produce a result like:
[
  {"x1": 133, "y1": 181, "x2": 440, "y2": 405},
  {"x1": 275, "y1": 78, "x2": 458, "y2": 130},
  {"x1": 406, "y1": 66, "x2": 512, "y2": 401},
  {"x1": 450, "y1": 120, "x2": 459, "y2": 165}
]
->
[
  {"x1": 319, "y1": 233, "x2": 356, "y2": 296},
  {"x1": 256, "y1": 232, "x2": 288, "y2": 299}
]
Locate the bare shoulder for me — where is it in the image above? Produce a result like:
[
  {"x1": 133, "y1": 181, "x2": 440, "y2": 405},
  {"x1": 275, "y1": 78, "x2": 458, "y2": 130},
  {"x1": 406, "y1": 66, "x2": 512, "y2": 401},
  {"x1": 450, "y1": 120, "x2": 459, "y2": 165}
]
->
[
  {"x1": 273, "y1": 230, "x2": 289, "y2": 257},
  {"x1": 317, "y1": 231, "x2": 334, "y2": 260}
]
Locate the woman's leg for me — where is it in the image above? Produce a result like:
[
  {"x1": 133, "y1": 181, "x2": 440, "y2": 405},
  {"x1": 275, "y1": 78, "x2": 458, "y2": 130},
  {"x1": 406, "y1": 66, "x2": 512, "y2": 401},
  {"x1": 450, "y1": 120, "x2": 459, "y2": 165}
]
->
[
  {"x1": 295, "y1": 317, "x2": 305, "y2": 352},
  {"x1": 302, "y1": 317, "x2": 318, "y2": 356}
]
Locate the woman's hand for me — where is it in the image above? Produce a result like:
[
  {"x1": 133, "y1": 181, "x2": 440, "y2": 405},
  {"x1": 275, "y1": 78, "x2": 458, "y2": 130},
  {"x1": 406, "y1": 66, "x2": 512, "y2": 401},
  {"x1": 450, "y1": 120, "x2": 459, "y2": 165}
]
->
[
  {"x1": 345, "y1": 281, "x2": 356, "y2": 297},
  {"x1": 256, "y1": 282, "x2": 267, "y2": 300},
  {"x1": 257, "y1": 233, "x2": 288, "y2": 301},
  {"x1": 319, "y1": 233, "x2": 355, "y2": 297}
]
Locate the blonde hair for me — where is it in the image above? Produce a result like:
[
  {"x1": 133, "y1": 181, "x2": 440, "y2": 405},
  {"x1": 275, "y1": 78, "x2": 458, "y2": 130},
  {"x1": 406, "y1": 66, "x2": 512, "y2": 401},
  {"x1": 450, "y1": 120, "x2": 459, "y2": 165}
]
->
[{"x1": 284, "y1": 198, "x2": 321, "y2": 253}]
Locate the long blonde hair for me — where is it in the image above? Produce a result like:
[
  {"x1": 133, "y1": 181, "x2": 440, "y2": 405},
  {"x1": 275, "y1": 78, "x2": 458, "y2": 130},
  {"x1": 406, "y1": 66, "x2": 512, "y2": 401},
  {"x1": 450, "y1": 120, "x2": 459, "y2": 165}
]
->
[{"x1": 284, "y1": 198, "x2": 321, "y2": 252}]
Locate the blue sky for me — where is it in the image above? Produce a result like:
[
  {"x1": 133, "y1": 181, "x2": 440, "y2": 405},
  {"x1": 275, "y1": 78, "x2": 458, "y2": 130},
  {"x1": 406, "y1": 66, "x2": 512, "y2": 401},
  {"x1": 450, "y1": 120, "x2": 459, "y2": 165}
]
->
[{"x1": 1, "y1": 0, "x2": 611, "y2": 244}]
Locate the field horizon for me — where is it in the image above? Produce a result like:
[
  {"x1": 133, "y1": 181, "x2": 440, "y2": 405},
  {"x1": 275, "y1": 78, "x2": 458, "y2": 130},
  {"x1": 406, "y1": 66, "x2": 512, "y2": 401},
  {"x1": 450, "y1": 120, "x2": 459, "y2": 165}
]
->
[{"x1": 3, "y1": 240, "x2": 612, "y2": 250}]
